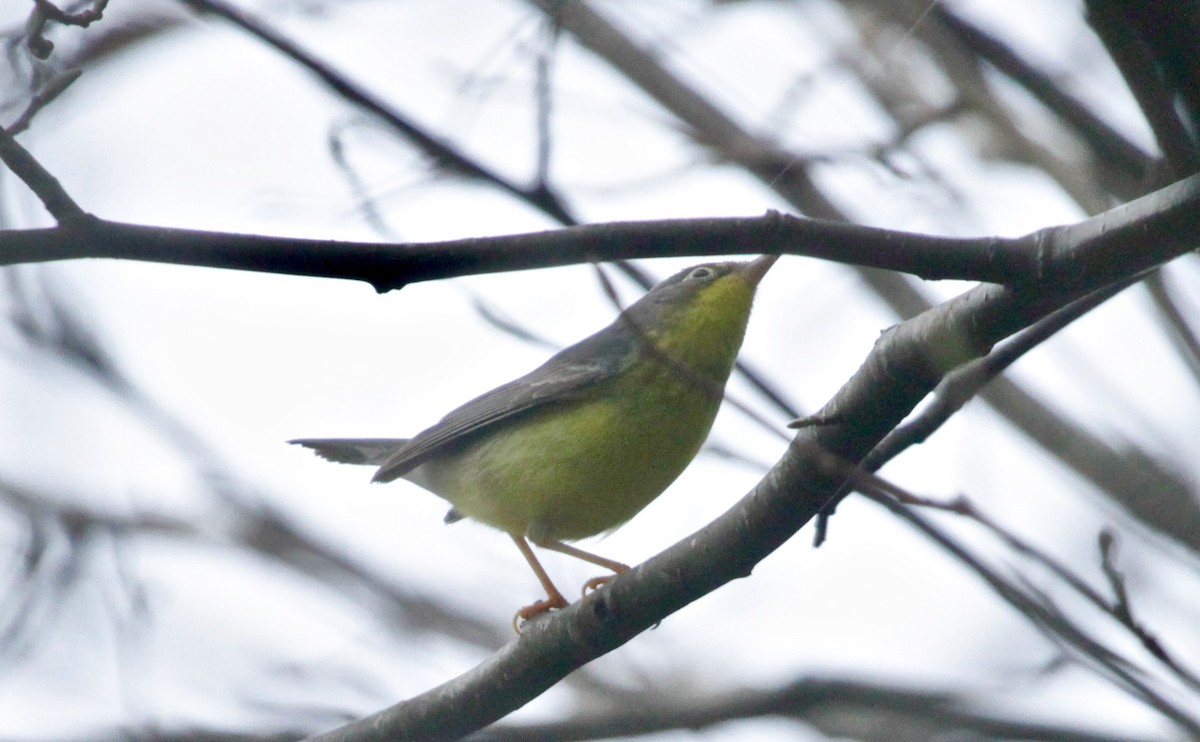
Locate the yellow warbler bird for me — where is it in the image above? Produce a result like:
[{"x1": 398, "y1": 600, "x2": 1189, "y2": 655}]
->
[{"x1": 291, "y1": 255, "x2": 776, "y2": 622}]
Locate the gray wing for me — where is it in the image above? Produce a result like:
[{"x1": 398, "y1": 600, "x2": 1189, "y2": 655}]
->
[{"x1": 372, "y1": 322, "x2": 637, "y2": 483}]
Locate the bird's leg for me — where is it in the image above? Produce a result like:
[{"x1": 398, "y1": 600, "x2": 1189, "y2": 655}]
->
[
  {"x1": 510, "y1": 534, "x2": 569, "y2": 629},
  {"x1": 533, "y1": 538, "x2": 631, "y2": 597}
]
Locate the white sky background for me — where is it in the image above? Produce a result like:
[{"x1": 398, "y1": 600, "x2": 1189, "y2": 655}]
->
[{"x1": 1, "y1": 0, "x2": 1198, "y2": 739}]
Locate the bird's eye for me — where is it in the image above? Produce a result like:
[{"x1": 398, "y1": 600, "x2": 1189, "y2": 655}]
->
[{"x1": 685, "y1": 266, "x2": 715, "y2": 282}]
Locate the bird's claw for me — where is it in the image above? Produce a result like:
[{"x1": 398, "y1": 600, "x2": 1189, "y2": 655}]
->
[
  {"x1": 512, "y1": 594, "x2": 569, "y2": 633},
  {"x1": 581, "y1": 575, "x2": 615, "y2": 597}
]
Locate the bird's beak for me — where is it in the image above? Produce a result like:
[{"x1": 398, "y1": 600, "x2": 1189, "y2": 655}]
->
[{"x1": 741, "y1": 254, "x2": 779, "y2": 287}]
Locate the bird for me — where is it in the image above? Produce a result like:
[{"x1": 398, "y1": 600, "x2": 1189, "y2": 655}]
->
[{"x1": 291, "y1": 254, "x2": 776, "y2": 625}]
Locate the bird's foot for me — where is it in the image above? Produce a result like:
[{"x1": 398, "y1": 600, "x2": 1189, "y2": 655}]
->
[
  {"x1": 581, "y1": 575, "x2": 612, "y2": 596},
  {"x1": 512, "y1": 593, "x2": 569, "y2": 633},
  {"x1": 581, "y1": 563, "x2": 629, "y2": 597}
]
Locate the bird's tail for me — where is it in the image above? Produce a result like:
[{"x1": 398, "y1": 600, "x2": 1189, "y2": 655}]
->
[{"x1": 288, "y1": 438, "x2": 409, "y2": 466}]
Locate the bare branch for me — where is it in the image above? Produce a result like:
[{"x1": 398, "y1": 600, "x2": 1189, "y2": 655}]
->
[
  {"x1": 5, "y1": 68, "x2": 82, "y2": 135},
  {"x1": 26, "y1": 0, "x2": 110, "y2": 59},
  {"x1": 864, "y1": 274, "x2": 1140, "y2": 466},
  {"x1": 1, "y1": 173, "x2": 1197, "y2": 291},
  {"x1": 0, "y1": 122, "x2": 84, "y2": 222}
]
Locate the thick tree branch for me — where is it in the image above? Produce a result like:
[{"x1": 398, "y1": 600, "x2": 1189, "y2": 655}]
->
[
  {"x1": 809, "y1": 273, "x2": 1149, "y2": 549},
  {"x1": 1, "y1": 174, "x2": 1196, "y2": 291}
]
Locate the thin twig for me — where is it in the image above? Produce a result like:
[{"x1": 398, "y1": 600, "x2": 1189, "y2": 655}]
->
[
  {"x1": 5, "y1": 68, "x2": 82, "y2": 135},
  {"x1": 0, "y1": 122, "x2": 84, "y2": 222},
  {"x1": 848, "y1": 473, "x2": 1200, "y2": 736},
  {"x1": 884, "y1": 488, "x2": 1200, "y2": 695},
  {"x1": 933, "y1": 5, "x2": 1157, "y2": 197},
  {"x1": 26, "y1": 0, "x2": 110, "y2": 59},
  {"x1": 178, "y1": 0, "x2": 576, "y2": 224}
]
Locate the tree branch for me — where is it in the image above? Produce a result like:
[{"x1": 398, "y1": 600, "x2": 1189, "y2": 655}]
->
[
  {"x1": 25, "y1": 0, "x2": 110, "y2": 59},
  {"x1": 2, "y1": 173, "x2": 1196, "y2": 291},
  {"x1": 0, "y1": 124, "x2": 84, "y2": 223}
]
